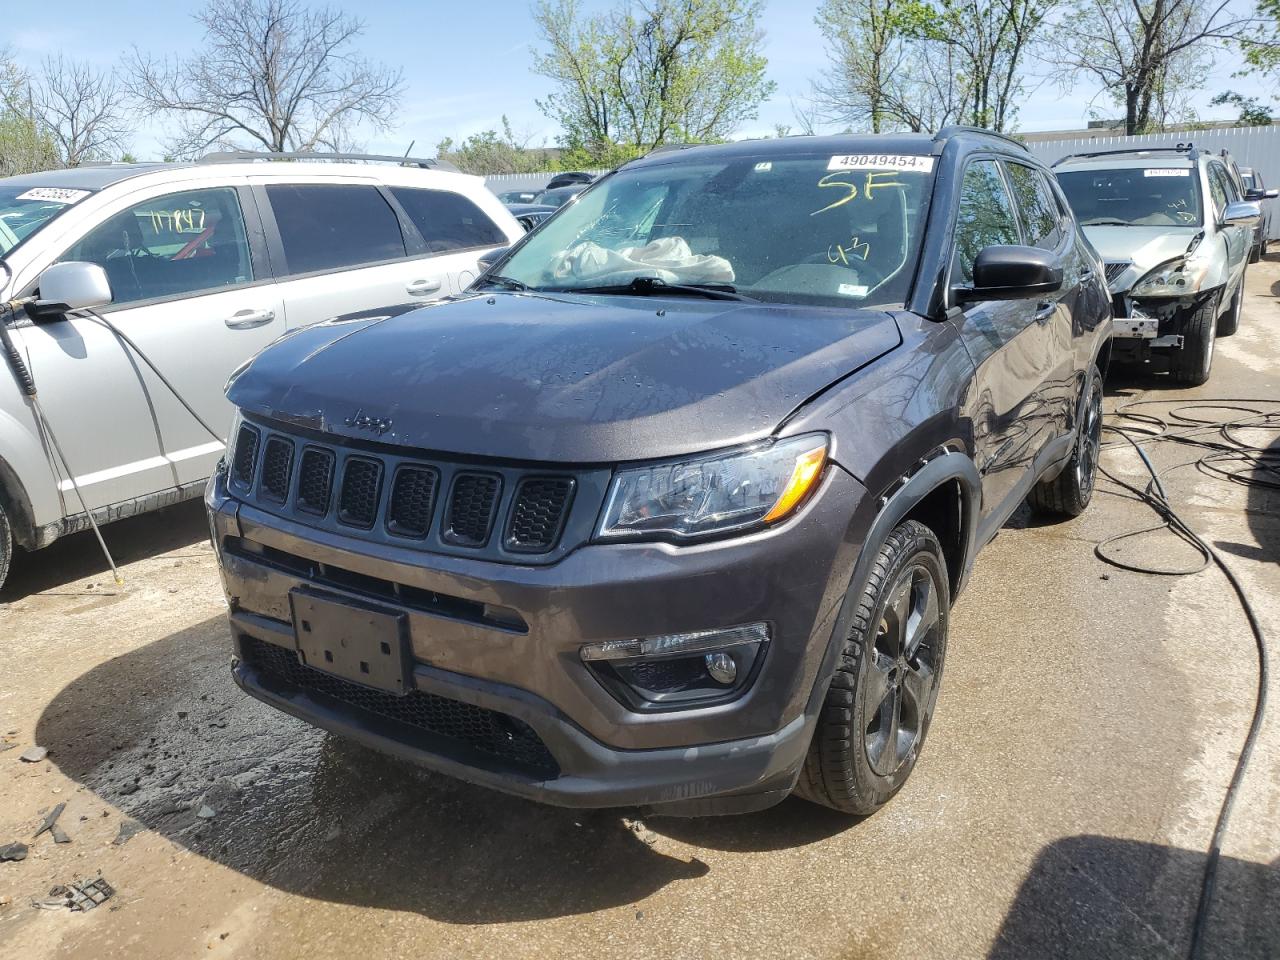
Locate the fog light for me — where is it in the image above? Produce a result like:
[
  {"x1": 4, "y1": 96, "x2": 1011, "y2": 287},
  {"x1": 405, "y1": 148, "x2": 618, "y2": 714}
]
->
[
  {"x1": 579, "y1": 624, "x2": 768, "y2": 709},
  {"x1": 704, "y1": 651, "x2": 737, "y2": 684}
]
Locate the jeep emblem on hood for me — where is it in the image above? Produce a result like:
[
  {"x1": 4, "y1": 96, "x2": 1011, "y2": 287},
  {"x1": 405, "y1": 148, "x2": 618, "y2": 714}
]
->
[{"x1": 344, "y1": 409, "x2": 393, "y2": 435}]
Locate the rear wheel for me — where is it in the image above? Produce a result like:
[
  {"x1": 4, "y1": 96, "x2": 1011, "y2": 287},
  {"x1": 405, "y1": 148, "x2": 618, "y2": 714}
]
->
[
  {"x1": 0, "y1": 502, "x2": 11, "y2": 594},
  {"x1": 1216, "y1": 271, "x2": 1245, "y2": 338},
  {"x1": 1169, "y1": 295, "x2": 1218, "y2": 386},
  {"x1": 795, "y1": 520, "x2": 948, "y2": 815},
  {"x1": 1028, "y1": 366, "x2": 1103, "y2": 518}
]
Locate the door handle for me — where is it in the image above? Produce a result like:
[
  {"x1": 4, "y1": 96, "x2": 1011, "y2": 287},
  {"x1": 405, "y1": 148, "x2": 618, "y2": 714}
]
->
[
  {"x1": 225, "y1": 308, "x2": 275, "y2": 329},
  {"x1": 406, "y1": 278, "x2": 442, "y2": 296},
  {"x1": 1033, "y1": 301, "x2": 1056, "y2": 324}
]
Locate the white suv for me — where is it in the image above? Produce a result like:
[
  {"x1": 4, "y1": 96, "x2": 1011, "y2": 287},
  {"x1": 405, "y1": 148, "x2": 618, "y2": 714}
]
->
[{"x1": 0, "y1": 153, "x2": 522, "y2": 590}]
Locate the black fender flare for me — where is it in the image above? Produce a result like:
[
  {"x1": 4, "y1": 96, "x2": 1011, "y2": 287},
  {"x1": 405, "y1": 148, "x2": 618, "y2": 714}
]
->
[{"x1": 801, "y1": 449, "x2": 982, "y2": 729}]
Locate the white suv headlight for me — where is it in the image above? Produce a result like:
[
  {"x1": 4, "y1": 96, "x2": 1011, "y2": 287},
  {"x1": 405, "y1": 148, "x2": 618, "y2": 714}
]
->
[
  {"x1": 596, "y1": 434, "x2": 828, "y2": 541},
  {"x1": 1130, "y1": 257, "x2": 1210, "y2": 297}
]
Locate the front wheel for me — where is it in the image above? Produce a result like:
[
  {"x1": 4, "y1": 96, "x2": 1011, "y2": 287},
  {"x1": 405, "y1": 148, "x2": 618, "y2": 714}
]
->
[
  {"x1": 1028, "y1": 365, "x2": 1103, "y2": 518},
  {"x1": 0, "y1": 501, "x2": 11, "y2": 594},
  {"x1": 1169, "y1": 295, "x2": 1218, "y2": 386},
  {"x1": 795, "y1": 520, "x2": 949, "y2": 816}
]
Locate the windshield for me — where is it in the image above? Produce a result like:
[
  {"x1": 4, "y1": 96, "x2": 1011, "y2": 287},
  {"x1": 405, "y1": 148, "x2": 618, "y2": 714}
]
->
[
  {"x1": 496, "y1": 153, "x2": 935, "y2": 308},
  {"x1": 0, "y1": 185, "x2": 91, "y2": 257},
  {"x1": 1057, "y1": 167, "x2": 1202, "y2": 227}
]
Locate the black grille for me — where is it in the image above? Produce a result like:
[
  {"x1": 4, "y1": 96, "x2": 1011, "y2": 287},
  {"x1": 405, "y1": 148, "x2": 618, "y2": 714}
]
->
[
  {"x1": 506, "y1": 477, "x2": 574, "y2": 552},
  {"x1": 444, "y1": 473, "x2": 501, "y2": 546},
  {"x1": 338, "y1": 457, "x2": 383, "y2": 528},
  {"x1": 232, "y1": 425, "x2": 260, "y2": 487},
  {"x1": 241, "y1": 637, "x2": 558, "y2": 779},
  {"x1": 296, "y1": 448, "x2": 335, "y2": 516},
  {"x1": 387, "y1": 466, "x2": 439, "y2": 538},
  {"x1": 259, "y1": 436, "x2": 294, "y2": 503},
  {"x1": 1104, "y1": 261, "x2": 1131, "y2": 284}
]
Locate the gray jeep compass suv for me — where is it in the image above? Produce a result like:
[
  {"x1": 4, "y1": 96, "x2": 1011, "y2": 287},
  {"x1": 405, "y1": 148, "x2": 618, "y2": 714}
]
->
[{"x1": 207, "y1": 128, "x2": 1111, "y2": 816}]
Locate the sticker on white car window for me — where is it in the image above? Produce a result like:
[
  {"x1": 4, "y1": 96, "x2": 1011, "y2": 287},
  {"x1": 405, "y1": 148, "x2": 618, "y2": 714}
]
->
[
  {"x1": 827, "y1": 154, "x2": 935, "y2": 173},
  {"x1": 15, "y1": 187, "x2": 91, "y2": 204},
  {"x1": 754, "y1": 161, "x2": 773, "y2": 172},
  {"x1": 1143, "y1": 169, "x2": 1190, "y2": 177},
  {"x1": 838, "y1": 283, "x2": 870, "y2": 297}
]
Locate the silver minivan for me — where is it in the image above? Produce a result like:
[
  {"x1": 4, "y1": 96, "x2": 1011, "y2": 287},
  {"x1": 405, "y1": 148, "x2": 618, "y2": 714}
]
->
[{"x1": 0, "y1": 153, "x2": 523, "y2": 590}]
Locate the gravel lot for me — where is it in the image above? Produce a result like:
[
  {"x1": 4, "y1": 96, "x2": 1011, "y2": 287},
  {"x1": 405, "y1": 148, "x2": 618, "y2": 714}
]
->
[{"x1": 1, "y1": 260, "x2": 1278, "y2": 960}]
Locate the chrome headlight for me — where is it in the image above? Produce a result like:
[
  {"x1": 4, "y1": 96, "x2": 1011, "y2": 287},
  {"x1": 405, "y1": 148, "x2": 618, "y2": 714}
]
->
[
  {"x1": 1130, "y1": 257, "x2": 1210, "y2": 297},
  {"x1": 596, "y1": 434, "x2": 828, "y2": 541}
]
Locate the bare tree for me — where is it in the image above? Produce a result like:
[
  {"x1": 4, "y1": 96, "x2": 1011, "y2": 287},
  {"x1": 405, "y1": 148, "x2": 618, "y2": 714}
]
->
[
  {"x1": 1053, "y1": 0, "x2": 1255, "y2": 134},
  {"x1": 6, "y1": 55, "x2": 133, "y2": 166},
  {"x1": 127, "y1": 0, "x2": 403, "y2": 158}
]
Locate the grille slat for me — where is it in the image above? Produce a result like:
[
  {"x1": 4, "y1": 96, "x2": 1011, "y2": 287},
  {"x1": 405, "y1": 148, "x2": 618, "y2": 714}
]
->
[
  {"x1": 387, "y1": 466, "x2": 439, "y2": 539},
  {"x1": 259, "y1": 436, "x2": 295, "y2": 503},
  {"x1": 444, "y1": 473, "x2": 501, "y2": 547},
  {"x1": 296, "y1": 448, "x2": 335, "y2": 516},
  {"x1": 231, "y1": 425, "x2": 260, "y2": 488},
  {"x1": 242, "y1": 637, "x2": 558, "y2": 778},
  {"x1": 338, "y1": 457, "x2": 384, "y2": 528},
  {"x1": 506, "y1": 478, "x2": 574, "y2": 552},
  {"x1": 1104, "y1": 261, "x2": 1131, "y2": 284}
]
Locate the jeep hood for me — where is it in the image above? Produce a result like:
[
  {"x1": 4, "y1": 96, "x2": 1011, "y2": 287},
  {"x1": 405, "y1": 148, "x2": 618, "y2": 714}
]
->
[
  {"x1": 227, "y1": 292, "x2": 902, "y2": 462},
  {"x1": 1082, "y1": 225, "x2": 1203, "y2": 278}
]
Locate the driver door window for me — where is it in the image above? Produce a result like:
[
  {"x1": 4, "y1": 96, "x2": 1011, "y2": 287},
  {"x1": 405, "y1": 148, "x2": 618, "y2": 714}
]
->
[
  {"x1": 62, "y1": 188, "x2": 254, "y2": 305},
  {"x1": 952, "y1": 160, "x2": 1021, "y2": 285}
]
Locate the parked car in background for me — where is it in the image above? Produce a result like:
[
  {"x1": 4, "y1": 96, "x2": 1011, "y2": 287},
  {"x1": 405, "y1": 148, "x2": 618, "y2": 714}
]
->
[
  {"x1": 208, "y1": 127, "x2": 1110, "y2": 818},
  {"x1": 496, "y1": 189, "x2": 540, "y2": 204},
  {"x1": 535, "y1": 184, "x2": 588, "y2": 207},
  {"x1": 1055, "y1": 144, "x2": 1259, "y2": 385},
  {"x1": 544, "y1": 171, "x2": 594, "y2": 190},
  {"x1": 1238, "y1": 167, "x2": 1278, "y2": 261},
  {"x1": 503, "y1": 201, "x2": 558, "y2": 232},
  {"x1": 0, "y1": 152, "x2": 522, "y2": 591}
]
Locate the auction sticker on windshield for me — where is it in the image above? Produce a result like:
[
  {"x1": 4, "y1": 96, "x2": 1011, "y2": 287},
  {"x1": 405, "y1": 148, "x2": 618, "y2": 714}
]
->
[
  {"x1": 1143, "y1": 169, "x2": 1190, "y2": 177},
  {"x1": 15, "y1": 188, "x2": 91, "y2": 204},
  {"x1": 827, "y1": 155, "x2": 935, "y2": 173}
]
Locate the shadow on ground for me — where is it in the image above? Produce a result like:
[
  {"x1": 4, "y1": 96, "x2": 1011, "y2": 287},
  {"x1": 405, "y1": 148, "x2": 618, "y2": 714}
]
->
[
  {"x1": 34, "y1": 615, "x2": 857, "y2": 922},
  {"x1": 1, "y1": 498, "x2": 209, "y2": 601},
  {"x1": 989, "y1": 835, "x2": 1279, "y2": 959}
]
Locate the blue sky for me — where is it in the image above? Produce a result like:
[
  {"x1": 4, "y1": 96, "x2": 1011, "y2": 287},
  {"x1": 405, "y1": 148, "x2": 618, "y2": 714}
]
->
[{"x1": 6, "y1": 0, "x2": 1270, "y2": 159}]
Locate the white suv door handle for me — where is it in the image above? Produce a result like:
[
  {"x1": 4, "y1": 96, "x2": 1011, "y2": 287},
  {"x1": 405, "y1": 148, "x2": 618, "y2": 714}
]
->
[
  {"x1": 406, "y1": 278, "x2": 442, "y2": 296},
  {"x1": 225, "y1": 308, "x2": 276, "y2": 329}
]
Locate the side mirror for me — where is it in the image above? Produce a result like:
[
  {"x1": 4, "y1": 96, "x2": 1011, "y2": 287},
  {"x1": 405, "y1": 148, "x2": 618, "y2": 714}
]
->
[
  {"x1": 30, "y1": 262, "x2": 112, "y2": 320},
  {"x1": 955, "y1": 245, "x2": 1063, "y2": 303},
  {"x1": 1244, "y1": 188, "x2": 1278, "y2": 201},
  {"x1": 477, "y1": 246, "x2": 511, "y2": 272},
  {"x1": 1222, "y1": 200, "x2": 1261, "y2": 227}
]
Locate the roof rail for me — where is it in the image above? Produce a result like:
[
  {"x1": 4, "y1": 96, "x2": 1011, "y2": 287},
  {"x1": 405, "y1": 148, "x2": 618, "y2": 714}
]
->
[
  {"x1": 197, "y1": 150, "x2": 459, "y2": 172},
  {"x1": 933, "y1": 125, "x2": 1027, "y2": 150},
  {"x1": 1052, "y1": 143, "x2": 1198, "y2": 167}
]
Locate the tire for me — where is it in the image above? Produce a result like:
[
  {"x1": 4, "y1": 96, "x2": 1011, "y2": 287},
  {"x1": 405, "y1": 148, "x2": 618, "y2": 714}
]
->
[
  {"x1": 1028, "y1": 366, "x2": 1103, "y2": 518},
  {"x1": 1249, "y1": 241, "x2": 1261, "y2": 264},
  {"x1": 0, "y1": 501, "x2": 11, "y2": 595},
  {"x1": 1216, "y1": 271, "x2": 1245, "y2": 338},
  {"x1": 1169, "y1": 295, "x2": 1218, "y2": 386},
  {"x1": 795, "y1": 520, "x2": 949, "y2": 816}
]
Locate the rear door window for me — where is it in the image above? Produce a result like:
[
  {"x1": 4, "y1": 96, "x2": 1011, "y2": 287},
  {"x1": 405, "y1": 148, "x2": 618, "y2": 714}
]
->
[
  {"x1": 62, "y1": 187, "x2": 254, "y2": 305},
  {"x1": 266, "y1": 184, "x2": 406, "y2": 275},
  {"x1": 1006, "y1": 162, "x2": 1063, "y2": 250},
  {"x1": 952, "y1": 159, "x2": 1021, "y2": 286},
  {"x1": 389, "y1": 187, "x2": 507, "y2": 253}
]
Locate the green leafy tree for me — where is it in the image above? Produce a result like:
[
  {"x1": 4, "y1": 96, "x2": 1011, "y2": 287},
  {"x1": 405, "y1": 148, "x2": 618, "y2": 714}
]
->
[
  {"x1": 1239, "y1": 0, "x2": 1280, "y2": 96},
  {"x1": 0, "y1": 52, "x2": 59, "y2": 175},
  {"x1": 436, "y1": 117, "x2": 557, "y2": 175},
  {"x1": 531, "y1": 0, "x2": 776, "y2": 162},
  {"x1": 1210, "y1": 90, "x2": 1274, "y2": 125}
]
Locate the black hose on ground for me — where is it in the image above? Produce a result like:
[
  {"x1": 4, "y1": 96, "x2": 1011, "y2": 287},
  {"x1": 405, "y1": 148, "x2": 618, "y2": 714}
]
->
[{"x1": 1093, "y1": 397, "x2": 1274, "y2": 960}]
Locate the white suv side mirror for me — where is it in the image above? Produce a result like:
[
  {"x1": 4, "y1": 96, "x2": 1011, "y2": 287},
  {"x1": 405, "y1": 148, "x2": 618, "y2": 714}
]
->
[
  {"x1": 1221, "y1": 200, "x2": 1261, "y2": 227},
  {"x1": 36, "y1": 262, "x2": 113, "y2": 313}
]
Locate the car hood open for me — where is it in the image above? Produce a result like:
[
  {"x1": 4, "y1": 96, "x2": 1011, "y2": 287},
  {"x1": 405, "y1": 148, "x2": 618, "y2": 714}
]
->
[{"x1": 227, "y1": 291, "x2": 902, "y2": 463}]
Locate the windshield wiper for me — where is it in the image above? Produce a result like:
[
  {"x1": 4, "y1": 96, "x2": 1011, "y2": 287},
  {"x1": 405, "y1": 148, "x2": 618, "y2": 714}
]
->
[
  {"x1": 551, "y1": 276, "x2": 757, "y2": 302},
  {"x1": 1081, "y1": 218, "x2": 1132, "y2": 226},
  {"x1": 473, "y1": 274, "x2": 529, "y2": 292}
]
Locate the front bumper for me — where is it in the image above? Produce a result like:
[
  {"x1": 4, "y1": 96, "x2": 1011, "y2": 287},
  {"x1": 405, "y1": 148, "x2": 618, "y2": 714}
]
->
[
  {"x1": 1109, "y1": 290, "x2": 1215, "y2": 348},
  {"x1": 207, "y1": 462, "x2": 870, "y2": 813}
]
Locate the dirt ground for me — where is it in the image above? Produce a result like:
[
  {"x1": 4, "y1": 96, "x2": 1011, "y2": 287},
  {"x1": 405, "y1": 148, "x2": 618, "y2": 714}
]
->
[{"x1": 1, "y1": 260, "x2": 1278, "y2": 960}]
